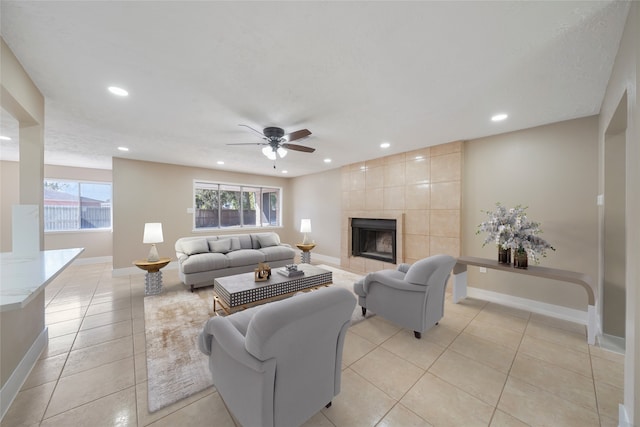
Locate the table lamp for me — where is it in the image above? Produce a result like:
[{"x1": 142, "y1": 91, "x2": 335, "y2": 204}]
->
[
  {"x1": 143, "y1": 222, "x2": 163, "y2": 262},
  {"x1": 300, "y1": 219, "x2": 312, "y2": 244}
]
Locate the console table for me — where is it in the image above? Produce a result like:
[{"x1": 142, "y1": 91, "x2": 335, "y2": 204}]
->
[{"x1": 452, "y1": 256, "x2": 597, "y2": 345}]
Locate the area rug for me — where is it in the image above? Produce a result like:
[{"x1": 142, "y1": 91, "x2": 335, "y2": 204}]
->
[{"x1": 143, "y1": 264, "x2": 367, "y2": 412}]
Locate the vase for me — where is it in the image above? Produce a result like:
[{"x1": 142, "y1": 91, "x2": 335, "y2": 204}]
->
[
  {"x1": 498, "y1": 247, "x2": 511, "y2": 264},
  {"x1": 513, "y1": 250, "x2": 528, "y2": 269}
]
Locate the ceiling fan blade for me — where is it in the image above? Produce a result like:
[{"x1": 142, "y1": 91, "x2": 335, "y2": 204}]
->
[
  {"x1": 284, "y1": 129, "x2": 311, "y2": 142},
  {"x1": 226, "y1": 142, "x2": 268, "y2": 146},
  {"x1": 282, "y1": 143, "x2": 315, "y2": 153},
  {"x1": 238, "y1": 124, "x2": 266, "y2": 138}
]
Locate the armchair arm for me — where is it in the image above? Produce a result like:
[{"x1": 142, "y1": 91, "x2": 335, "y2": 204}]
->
[
  {"x1": 199, "y1": 317, "x2": 268, "y2": 373},
  {"x1": 397, "y1": 263, "x2": 411, "y2": 273},
  {"x1": 364, "y1": 273, "x2": 426, "y2": 293}
]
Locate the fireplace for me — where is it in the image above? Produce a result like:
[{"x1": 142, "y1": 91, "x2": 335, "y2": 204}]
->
[{"x1": 351, "y1": 218, "x2": 397, "y2": 264}]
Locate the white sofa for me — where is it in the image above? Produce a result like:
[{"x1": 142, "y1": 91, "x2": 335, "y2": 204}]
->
[{"x1": 175, "y1": 232, "x2": 295, "y2": 291}]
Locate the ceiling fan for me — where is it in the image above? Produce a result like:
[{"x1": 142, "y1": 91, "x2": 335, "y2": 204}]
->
[{"x1": 228, "y1": 125, "x2": 314, "y2": 163}]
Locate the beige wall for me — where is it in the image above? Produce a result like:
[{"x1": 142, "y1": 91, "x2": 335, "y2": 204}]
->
[
  {"x1": 290, "y1": 168, "x2": 342, "y2": 260},
  {"x1": 598, "y1": 2, "x2": 639, "y2": 423},
  {"x1": 463, "y1": 117, "x2": 599, "y2": 311},
  {"x1": 341, "y1": 141, "x2": 463, "y2": 274},
  {"x1": 0, "y1": 161, "x2": 20, "y2": 252},
  {"x1": 112, "y1": 158, "x2": 295, "y2": 270}
]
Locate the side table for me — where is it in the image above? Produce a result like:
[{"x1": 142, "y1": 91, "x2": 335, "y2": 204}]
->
[
  {"x1": 133, "y1": 257, "x2": 171, "y2": 295},
  {"x1": 295, "y1": 243, "x2": 316, "y2": 264}
]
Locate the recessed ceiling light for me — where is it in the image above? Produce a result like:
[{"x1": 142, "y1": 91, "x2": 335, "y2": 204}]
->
[
  {"x1": 108, "y1": 86, "x2": 129, "y2": 97},
  {"x1": 324, "y1": 158, "x2": 332, "y2": 163},
  {"x1": 491, "y1": 113, "x2": 508, "y2": 122},
  {"x1": 217, "y1": 161, "x2": 224, "y2": 165},
  {"x1": 117, "y1": 146, "x2": 129, "y2": 151},
  {"x1": 0, "y1": 135, "x2": 11, "y2": 141},
  {"x1": 380, "y1": 142, "x2": 391, "y2": 148},
  {"x1": 281, "y1": 170, "x2": 288, "y2": 174}
]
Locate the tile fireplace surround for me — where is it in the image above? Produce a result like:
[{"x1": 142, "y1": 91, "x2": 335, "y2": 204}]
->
[{"x1": 341, "y1": 141, "x2": 462, "y2": 275}]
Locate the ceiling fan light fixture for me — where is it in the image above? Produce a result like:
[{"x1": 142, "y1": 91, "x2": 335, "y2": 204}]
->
[
  {"x1": 262, "y1": 146, "x2": 276, "y2": 160},
  {"x1": 277, "y1": 147, "x2": 287, "y2": 158}
]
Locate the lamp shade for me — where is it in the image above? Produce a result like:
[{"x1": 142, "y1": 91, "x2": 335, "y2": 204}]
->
[
  {"x1": 300, "y1": 219, "x2": 312, "y2": 233},
  {"x1": 143, "y1": 223, "x2": 164, "y2": 244}
]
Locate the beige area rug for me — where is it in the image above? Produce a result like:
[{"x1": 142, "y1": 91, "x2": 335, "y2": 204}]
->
[{"x1": 143, "y1": 264, "x2": 367, "y2": 412}]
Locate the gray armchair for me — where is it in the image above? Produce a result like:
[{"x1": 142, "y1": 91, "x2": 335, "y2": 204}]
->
[
  {"x1": 353, "y1": 254, "x2": 456, "y2": 338},
  {"x1": 198, "y1": 286, "x2": 356, "y2": 427}
]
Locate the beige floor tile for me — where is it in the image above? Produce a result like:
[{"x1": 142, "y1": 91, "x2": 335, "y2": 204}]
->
[
  {"x1": 47, "y1": 318, "x2": 82, "y2": 338},
  {"x1": 146, "y1": 391, "x2": 235, "y2": 426},
  {"x1": 301, "y1": 411, "x2": 336, "y2": 427},
  {"x1": 590, "y1": 344, "x2": 625, "y2": 363},
  {"x1": 509, "y1": 352, "x2": 596, "y2": 411},
  {"x1": 349, "y1": 316, "x2": 401, "y2": 345},
  {"x1": 429, "y1": 349, "x2": 507, "y2": 406},
  {"x1": 0, "y1": 381, "x2": 55, "y2": 426},
  {"x1": 498, "y1": 377, "x2": 600, "y2": 427},
  {"x1": 449, "y1": 331, "x2": 516, "y2": 373},
  {"x1": 85, "y1": 298, "x2": 132, "y2": 316},
  {"x1": 489, "y1": 410, "x2": 529, "y2": 426},
  {"x1": 474, "y1": 309, "x2": 528, "y2": 334},
  {"x1": 21, "y1": 353, "x2": 67, "y2": 390},
  {"x1": 45, "y1": 305, "x2": 88, "y2": 324},
  {"x1": 135, "y1": 381, "x2": 216, "y2": 426},
  {"x1": 40, "y1": 386, "x2": 137, "y2": 427},
  {"x1": 530, "y1": 312, "x2": 586, "y2": 335},
  {"x1": 80, "y1": 307, "x2": 133, "y2": 331},
  {"x1": 525, "y1": 320, "x2": 588, "y2": 354},
  {"x1": 518, "y1": 335, "x2": 592, "y2": 377},
  {"x1": 321, "y1": 368, "x2": 396, "y2": 427},
  {"x1": 135, "y1": 351, "x2": 148, "y2": 384},
  {"x1": 342, "y1": 330, "x2": 377, "y2": 367},
  {"x1": 45, "y1": 357, "x2": 135, "y2": 418},
  {"x1": 45, "y1": 300, "x2": 86, "y2": 314},
  {"x1": 39, "y1": 333, "x2": 75, "y2": 359},
  {"x1": 483, "y1": 302, "x2": 531, "y2": 320},
  {"x1": 600, "y1": 415, "x2": 619, "y2": 427},
  {"x1": 463, "y1": 318, "x2": 523, "y2": 350},
  {"x1": 401, "y1": 372, "x2": 494, "y2": 426},
  {"x1": 351, "y1": 347, "x2": 424, "y2": 400},
  {"x1": 133, "y1": 315, "x2": 146, "y2": 334},
  {"x1": 381, "y1": 329, "x2": 446, "y2": 370},
  {"x1": 437, "y1": 311, "x2": 473, "y2": 331},
  {"x1": 72, "y1": 319, "x2": 133, "y2": 350},
  {"x1": 134, "y1": 331, "x2": 147, "y2": 355},
  {"x1": 62, "y1": 335, "x2": 134, "y2": 377},
  {"x1": 595, "y1": 380, "x2": 624, "y2": 420},
  {"x1": 592, "y1": 354, "x2": 624, "y2": 389},
  {"x1": 421, "y1": 323, "x2": 460, "y2": 348},
  {"x1": 377, "y1": 403, "x2": 433, "y2": 427},
  {"x1": 444, "y1": 296, "x2": 487, "y2": 317}
]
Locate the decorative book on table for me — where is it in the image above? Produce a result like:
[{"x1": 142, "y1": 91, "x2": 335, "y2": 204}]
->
[{"x1": 278, "y1": 267, "x2": 304, "y2": 277}]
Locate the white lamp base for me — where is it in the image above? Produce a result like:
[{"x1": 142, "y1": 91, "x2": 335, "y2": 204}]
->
[{"x1": 147, "y1": 244, "x2": 160, "y2": 262}]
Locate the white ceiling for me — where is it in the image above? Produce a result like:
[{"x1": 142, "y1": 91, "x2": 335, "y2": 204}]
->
[{"x1": 0, "y1": 1, "x2": 630, "y2": 177}]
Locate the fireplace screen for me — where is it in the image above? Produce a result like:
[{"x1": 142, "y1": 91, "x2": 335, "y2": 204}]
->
[{"x1": 351, "y1": 218, "x2": 397, "y2": 264}]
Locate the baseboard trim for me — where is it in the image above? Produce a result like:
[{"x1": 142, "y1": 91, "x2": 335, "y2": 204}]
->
[
  {"x1": 467, "y1": 287, "x2": 588, "y2": 325},
  {"x1": 0, "y1": 327, "x2": 48, "y2": 421},
  {"x1": 112, "y1": 261, "x2": 179, "y2": 277},
  {"x1": 72, "y1": 256, "x2": 112, "y2": 265},
  {"x1": 619, "y1": 403, "x2": 630, "y2": 427}
]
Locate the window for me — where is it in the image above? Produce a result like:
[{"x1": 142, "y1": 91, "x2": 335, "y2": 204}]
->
[
  {"x1": 194, "y1": 181, "x2": 281, "y2": 229},
  {"x1": 44, "y1": 179, "x2": 112, "y2": 231}
]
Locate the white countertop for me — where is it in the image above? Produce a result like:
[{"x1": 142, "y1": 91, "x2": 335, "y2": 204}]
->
[{"x1": 0, "y1": 248, "x2": 84, "y2": 312}]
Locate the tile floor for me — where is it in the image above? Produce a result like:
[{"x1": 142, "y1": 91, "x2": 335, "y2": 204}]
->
[{"x1": 1, "y1": 262, "x2": 624, "y2": 427}]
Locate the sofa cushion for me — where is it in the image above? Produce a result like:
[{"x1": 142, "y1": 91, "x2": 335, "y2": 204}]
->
[
  {"x1": 257, "y1": 233, "x2": 280, "y2": 248},
  {"x1": 181, "y1": 253, "x2": 229, "y2": 274},
  {"x1": 182, "y1": 239, "x2": 209, "y2": 255},
  {"x1": 226, "y1": 249, "x2": 265, "y2": 267},
  {"x1": 260, "y1": 245, "x2": 296, "y2": 262},
  {"x1": 209, "y1": 239, "x2": 231, "y2": 253}
]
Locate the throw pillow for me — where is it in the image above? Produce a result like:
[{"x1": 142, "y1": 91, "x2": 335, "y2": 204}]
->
[
  {"x1": 209, "y1": 239, "x2": 232, "y2": 253},
  {"x1": 257, "y1": 233, "x2": 280, "y2": 248},
  {"x1": 182, "y1": 239, "x2": 209, "y2": 255},
  {"x1": 228, "y1": 237, "x2": 241, "y2": 251}
]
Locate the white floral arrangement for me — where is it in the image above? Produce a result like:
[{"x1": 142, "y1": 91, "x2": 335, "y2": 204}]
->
[{"x1": 477, "y1": 203, "x2": 555, "y2": 263}]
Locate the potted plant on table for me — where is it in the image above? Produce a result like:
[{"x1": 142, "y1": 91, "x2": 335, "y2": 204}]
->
[{"x1": 477, "y1": 203, "x2": 555, "y2": 268}]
